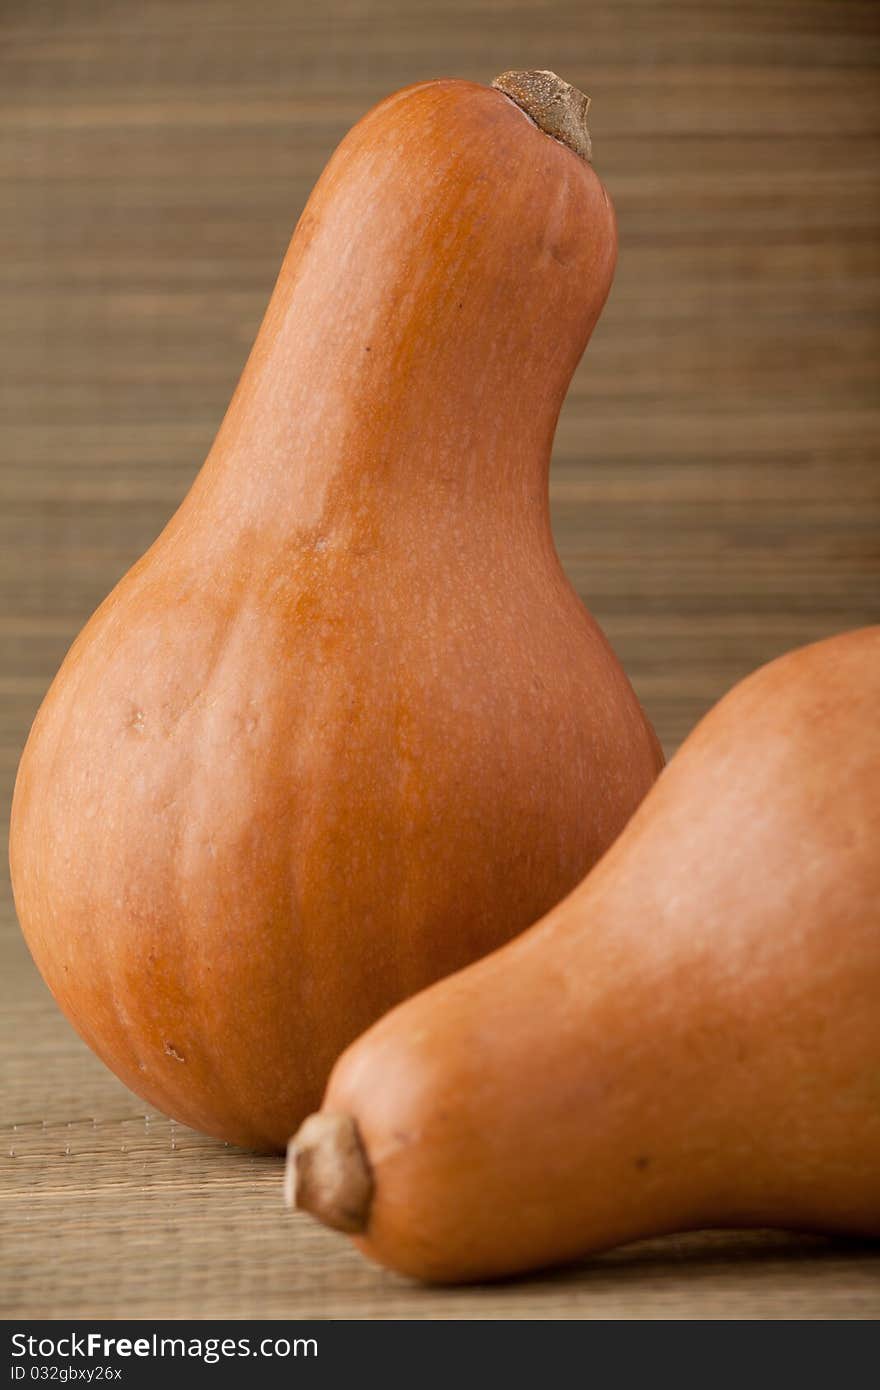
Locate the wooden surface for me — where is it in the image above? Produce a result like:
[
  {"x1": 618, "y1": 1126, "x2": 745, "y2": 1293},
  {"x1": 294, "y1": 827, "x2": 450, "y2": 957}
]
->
[{"x1": 2, "y1": 0, "x2": 879, "y2": 1320}]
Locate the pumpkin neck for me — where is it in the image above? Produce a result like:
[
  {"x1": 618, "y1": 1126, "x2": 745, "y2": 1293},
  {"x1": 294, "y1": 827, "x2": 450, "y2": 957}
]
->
[
  {"x1": 202, "y1": 74, "x2": 606, "y2": 528},
  {"x1": 210, "y1": 253, "x2": 574, "y2": 521},
  {"x1": 208, "y1": 340, "x2": 561, "y2": 533}
]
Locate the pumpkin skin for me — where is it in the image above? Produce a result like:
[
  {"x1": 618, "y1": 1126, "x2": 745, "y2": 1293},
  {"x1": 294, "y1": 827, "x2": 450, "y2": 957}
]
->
[
  {"x1": 9, "y1": 77, "x2": 662, "y2": 1152},
  {"x1": 301, "y1": 628, "x2": 880, "y2": 1280}
]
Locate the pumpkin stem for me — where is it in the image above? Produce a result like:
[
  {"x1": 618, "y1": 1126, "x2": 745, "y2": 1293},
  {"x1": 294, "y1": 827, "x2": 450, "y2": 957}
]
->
[
  {"x1": 492, "y1": 70, "x2": 592, "y2": 163},
  {"x1": 285, "y1": 1112, "x2": 373, "y2": 1234}
]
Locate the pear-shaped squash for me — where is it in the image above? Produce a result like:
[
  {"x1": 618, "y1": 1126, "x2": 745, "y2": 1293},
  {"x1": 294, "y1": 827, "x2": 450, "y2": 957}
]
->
[
  {"x1": 10, "y1": 72, "x2": 662, "y2": 1151},
  {"x1": 290, "y1": 628, "x2": 880, "y2": 1279}
]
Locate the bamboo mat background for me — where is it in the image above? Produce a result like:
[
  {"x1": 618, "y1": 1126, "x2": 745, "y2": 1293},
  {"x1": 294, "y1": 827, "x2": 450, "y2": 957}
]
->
[{"x1": 2, "y1": 0, "x2": 879, "y2": 1319}]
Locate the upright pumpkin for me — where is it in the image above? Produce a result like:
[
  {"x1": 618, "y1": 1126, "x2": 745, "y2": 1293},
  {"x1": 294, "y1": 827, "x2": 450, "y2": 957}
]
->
[
  {"x1": 10, "y1": 72, "x2": 662, "y2": 1151},
  {"x1": 289, "y1": 628, "x2": 880, "y2": 1280}
]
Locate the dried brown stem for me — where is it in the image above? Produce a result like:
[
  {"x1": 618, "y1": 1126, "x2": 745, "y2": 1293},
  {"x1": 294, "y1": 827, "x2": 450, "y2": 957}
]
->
[
  {"x1": 285, "y1": 1112, "x2": 373, "y2": 1234},
  {"x1": 492, "y1": 70, "x2": 592, "y2": 162}
]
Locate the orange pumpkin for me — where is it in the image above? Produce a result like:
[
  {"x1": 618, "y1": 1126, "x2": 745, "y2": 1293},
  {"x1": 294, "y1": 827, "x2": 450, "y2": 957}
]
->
[
  {"x1": 10, "y1": 72, "x2": 661, "y2": 1151},
  {"x1": 291, "y1": 629, "x2": 880, "y2": 1280}
]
